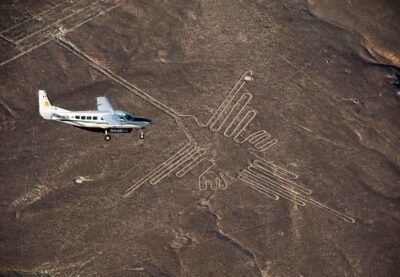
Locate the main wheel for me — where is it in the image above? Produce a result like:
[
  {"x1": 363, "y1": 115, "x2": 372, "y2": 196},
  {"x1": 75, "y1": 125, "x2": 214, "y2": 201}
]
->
[
  {"x1": 140, "y1": 132, "x2": 144, "y2": 139},
  {"x1": 104, "y1": 134, "x2": 111, "y2": 141}
]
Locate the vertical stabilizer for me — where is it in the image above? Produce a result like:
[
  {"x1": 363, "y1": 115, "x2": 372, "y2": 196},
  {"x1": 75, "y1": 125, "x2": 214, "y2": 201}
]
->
[{"x1": 38, "y1": 90, "x2": 53, "y2": 119}]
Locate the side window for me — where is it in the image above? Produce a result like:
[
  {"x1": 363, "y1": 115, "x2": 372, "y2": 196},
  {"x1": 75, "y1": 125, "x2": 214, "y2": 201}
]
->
[
  {"x1": 81, "y1": 116, "x2": 86, "y2": 120},
  {"x1": 75, "y1": 116, "x2": 80, "y2": 119},
  {"x1": 101, "y1": 117, "x2": 104, "y2": 120},
  {"x1": 93, "y1": 116, "x2": 98, "y2": 120},
  {"x1": 87, "y1": 116, "x2": 92, "y2": 120}
]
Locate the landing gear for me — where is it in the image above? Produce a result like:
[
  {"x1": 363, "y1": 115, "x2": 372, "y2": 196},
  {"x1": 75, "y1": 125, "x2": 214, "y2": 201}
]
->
[
  {"x1": 140, "y1": 129, "x2": 144, "y2": 139},
  {"x1": 104, "y1": 130, "x2": 111, "y2": 141}
]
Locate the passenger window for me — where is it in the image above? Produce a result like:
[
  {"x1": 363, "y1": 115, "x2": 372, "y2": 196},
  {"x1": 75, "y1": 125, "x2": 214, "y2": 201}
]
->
[
  {"x1": 75, "y1": 116, "x2": 80, "y2": 119},
  {"x1": 87, "y1": 116, "x2": 92, "y2": 120},
  {"x1": 93, "y1": 116, "x2": 98, "y2": 120},
  {"x1": 101, "y1": 117, "x2": 103, "y2": 120},
  {"x1": 81, "y1": 116, "x2": 86, "y2": 120}
]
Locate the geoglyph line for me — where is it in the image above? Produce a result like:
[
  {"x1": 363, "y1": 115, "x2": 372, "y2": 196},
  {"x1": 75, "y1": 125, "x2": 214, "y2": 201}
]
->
[
  {"x1": 205, "y1": 71, "x2": 279, "y2": 153},
  {"x1": 149, "y1": 144, "x2": 198, "y2": 185},
  {"x1": 240, "y1": 169, "x2": 306, "y2": 206},
  {"x1": 0, "y1": 38, "x2": 53, "y2": 67},
  {"x1": 248, "y1": 130, "x2": 271, "y2": 144},
  {"x1": 231, "y1": 110, "x2": 258, "y2": 143},
  {"x1": 253, "y1": 157, "x2": 298, "y2": 180},
  {"x1": 41, "y1": 0, "x2": 98, "y2": 23},
  {"x1": 0, "y1": 0, "x2": 71, "y2": 35},
  {"x1": 254, "y1": 138, "x2": 278, "y2": 151},
  {"x1": 208, "y1": 71, "x2": 253, "y2": 130},
  {"x1": 222, "y1": 92, "x2": 253, "y2": 137},
  {"x1": 123, "y1": 142, "x2": 194, "y2": 197},
  {"x1": 176, "y1": 148, "x2": 206, "y2": 177},
  {"x1": 244, "y1": 168, "x2": 308, "y2": 199},
  {"x1": 248, "y1": 162, "x2": 305, "y2": 194},
  {"x1": 204, "y1": 70, "x2": 278, "y2": 153},
  {"x1": 17, "y1": 27, "x2": 59, "y2": 52},
  {"x1": 198, "y1": 161, "x2": 227, "y2": 191},
  {"x1": 239, "y1": 159, "x2": 355, "y2": 223},
  {"x1": 0, "y1": 1, "x2": 123, "y2": 67},
  {"x1": 3, "y1": 0, "x2": 95, "y2": 42},
  {"x1": 0, "y1": 34, "x2": 16, "y2": 46},
  {"x1": 59, "y1": 2, "x2": 120, "y2": 33},
  {"x1": 248, "y1": 163, "x2": 309, "y2": 194},
  {"x1": 237, "y1": 129, "x2": 278, "y2": 152},
  {"x1": 13, "y1": 2, "x2": 95, "y2": 44},
  {"x1": 21, "y1": 0, "x2": 122, "y2": 44},
  {"x1": 209, "y1": 84, "x2": 248, "y2": 132},
  {"x1": 122, "y1": 142, "x2": 224, "y2": 194},
  {"x1": 3, "y1": 20, "x2": 46, "y2": 42},
  {"x1": 237, "y1": 174, "x2": 279, "y2": 201},
  {"x1": 299, "y1": 191, "x2": 355, "y2": 223}
]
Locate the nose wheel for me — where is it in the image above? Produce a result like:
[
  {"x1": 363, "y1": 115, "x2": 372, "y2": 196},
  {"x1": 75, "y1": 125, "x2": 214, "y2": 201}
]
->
[
  {"x1": 140, "y1": 129, "x2": 144, "y2": 139},
  {"x1": 104, "y1": 130, "x2": 111, "y2": 141}
]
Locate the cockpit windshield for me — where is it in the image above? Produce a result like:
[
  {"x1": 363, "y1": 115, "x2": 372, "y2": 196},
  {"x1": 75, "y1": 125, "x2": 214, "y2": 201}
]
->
[{"x1": 123, "y1": 113, "x2": 135, "y2": 121}]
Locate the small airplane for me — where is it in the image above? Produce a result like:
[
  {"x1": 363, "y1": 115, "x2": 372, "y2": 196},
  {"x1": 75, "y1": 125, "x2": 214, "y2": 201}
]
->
[{"x1": 38, "y1": 90, "x2": 152, "y2": 141}]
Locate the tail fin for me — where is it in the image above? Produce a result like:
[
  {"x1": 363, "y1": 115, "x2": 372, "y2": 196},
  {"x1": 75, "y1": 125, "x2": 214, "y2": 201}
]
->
[{"x1": 38, "y1": 90, "x2": 53, "y2": 119}]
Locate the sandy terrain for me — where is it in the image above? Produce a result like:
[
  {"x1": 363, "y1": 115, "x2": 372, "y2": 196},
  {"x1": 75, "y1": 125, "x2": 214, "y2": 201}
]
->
[{"x1": 0, "y1": 0, "x2": 399, "y2": 276}]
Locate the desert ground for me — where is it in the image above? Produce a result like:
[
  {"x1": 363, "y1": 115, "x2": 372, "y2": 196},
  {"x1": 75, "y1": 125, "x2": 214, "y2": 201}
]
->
[{"x1": 0, "y1": 0, "x2": 399, "y2": 276}]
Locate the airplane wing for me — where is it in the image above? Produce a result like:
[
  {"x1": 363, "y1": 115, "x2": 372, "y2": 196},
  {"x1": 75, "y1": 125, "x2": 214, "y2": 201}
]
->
[
  {"x1": 103, "y1": 114, "x2": 121, "y2": 126},
  {"x1": 97, "y1": 97, "x2": 114, "y2": 112}
]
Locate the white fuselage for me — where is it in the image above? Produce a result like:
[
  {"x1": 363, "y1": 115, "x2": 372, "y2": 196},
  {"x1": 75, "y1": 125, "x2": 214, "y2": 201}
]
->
[{"x1": 51, "y1": 110, "x2": 149, "y2": 129}]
